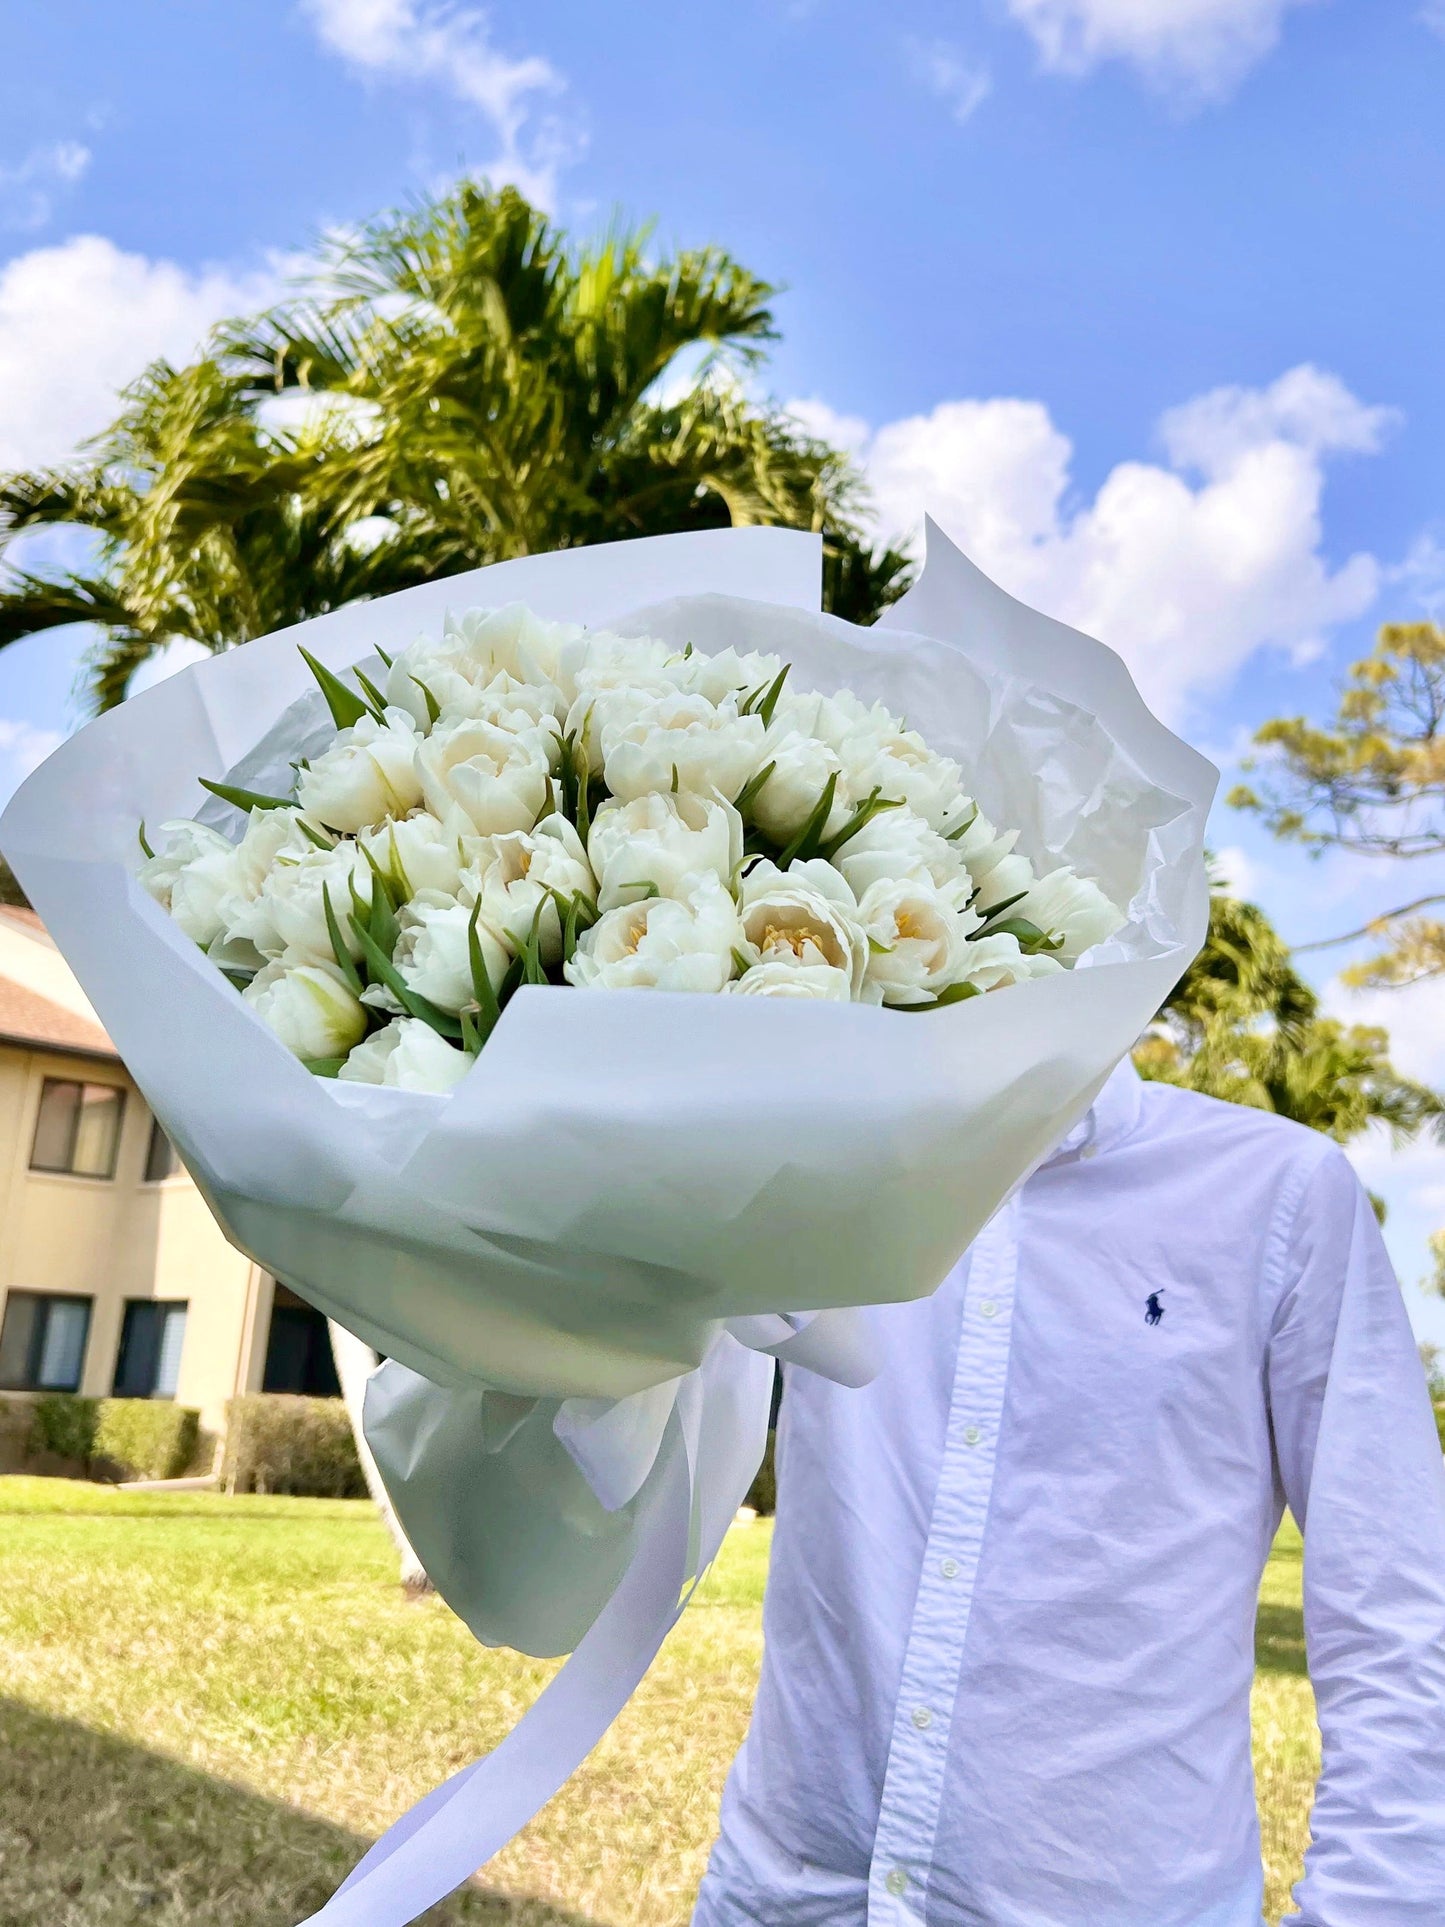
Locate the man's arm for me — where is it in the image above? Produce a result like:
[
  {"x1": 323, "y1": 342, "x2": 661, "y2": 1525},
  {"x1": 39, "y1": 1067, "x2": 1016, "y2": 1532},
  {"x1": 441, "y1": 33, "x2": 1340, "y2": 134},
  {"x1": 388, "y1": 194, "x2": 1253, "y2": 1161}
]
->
[{"x1": 1268, "y1": 1145, "x2": 1445, "y2": 1926}]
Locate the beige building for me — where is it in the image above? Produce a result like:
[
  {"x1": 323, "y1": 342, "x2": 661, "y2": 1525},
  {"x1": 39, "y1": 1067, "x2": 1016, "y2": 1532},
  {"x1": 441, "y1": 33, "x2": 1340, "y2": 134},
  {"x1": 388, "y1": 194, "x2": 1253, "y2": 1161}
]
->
[{"x1": 0, "y1": 904, "x2": 339, "y2": 1440}]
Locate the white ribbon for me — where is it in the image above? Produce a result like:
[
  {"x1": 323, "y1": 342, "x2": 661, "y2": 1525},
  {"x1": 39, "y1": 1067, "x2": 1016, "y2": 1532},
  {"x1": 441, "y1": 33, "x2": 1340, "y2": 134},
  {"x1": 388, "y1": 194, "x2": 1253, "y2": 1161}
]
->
[{"x1": 298, "y1": 1336, "x2": 774, "y2": 1926}]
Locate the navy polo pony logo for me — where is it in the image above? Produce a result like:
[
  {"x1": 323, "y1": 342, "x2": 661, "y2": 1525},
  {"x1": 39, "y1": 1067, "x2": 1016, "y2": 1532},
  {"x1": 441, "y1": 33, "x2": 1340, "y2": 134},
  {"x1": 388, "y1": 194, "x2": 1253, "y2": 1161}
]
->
[{"x1": 1144, "y1": 1291, "x2": 1166, "y2": 1327}]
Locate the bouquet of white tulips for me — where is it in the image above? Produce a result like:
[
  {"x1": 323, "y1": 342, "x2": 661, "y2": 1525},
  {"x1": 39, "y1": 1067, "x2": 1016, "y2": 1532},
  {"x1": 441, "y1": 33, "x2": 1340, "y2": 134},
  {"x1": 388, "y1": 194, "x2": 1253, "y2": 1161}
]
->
[
  {"x1": 137, "y1": 601, "x2": 1126, "y2": 1089},
  {"x1": 0, "y1": 524, "x2": 1214, "y2": 1927}
]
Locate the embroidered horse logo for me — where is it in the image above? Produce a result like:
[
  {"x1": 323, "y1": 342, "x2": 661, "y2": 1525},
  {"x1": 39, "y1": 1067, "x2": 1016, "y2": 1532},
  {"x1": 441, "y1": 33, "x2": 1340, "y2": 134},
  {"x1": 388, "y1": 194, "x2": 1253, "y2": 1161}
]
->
[{"x1": 1144, "y1": 1291, "x2": 1166, "y2": 1327}]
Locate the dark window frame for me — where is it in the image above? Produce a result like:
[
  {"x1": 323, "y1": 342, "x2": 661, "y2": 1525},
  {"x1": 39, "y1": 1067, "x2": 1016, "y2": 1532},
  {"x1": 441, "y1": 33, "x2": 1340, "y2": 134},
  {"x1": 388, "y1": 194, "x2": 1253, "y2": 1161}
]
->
[
  {"x1": 0, "y1": 1290, "x2": 94, "y2": 1392},
  {"x1": 143, "y1": 1116, "x2": 178, "y2": 1184},
  {"x1": 113, "y1": 1298, "x2": 189, "y2": 1399},
  {"x1": 29, "y1": 1076, "x2": 126, "y2": 1180}
]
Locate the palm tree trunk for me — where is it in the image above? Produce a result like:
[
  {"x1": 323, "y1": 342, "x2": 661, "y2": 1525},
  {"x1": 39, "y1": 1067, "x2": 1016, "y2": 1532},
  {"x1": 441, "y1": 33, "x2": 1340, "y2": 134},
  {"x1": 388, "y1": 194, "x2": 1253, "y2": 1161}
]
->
[{"x1": 327, "y1": 1319, "x2": 432, "y2": 1594}]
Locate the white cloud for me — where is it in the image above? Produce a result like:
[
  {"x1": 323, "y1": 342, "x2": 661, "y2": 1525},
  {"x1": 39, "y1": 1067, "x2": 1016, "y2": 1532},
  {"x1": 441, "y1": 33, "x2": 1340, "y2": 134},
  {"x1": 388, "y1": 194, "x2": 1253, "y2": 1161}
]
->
[
  {"x1": 905, "y1": 38, "x2": 993, "y2": 124},
  {"x1": 1423, "y1": 2, "x2": 1445, "y2": 40},
  {"x1": 0, "y1": 718, "x2": 63, "y2": 808},
  {"x1": 0, "y1": 141, "x2": 90, "y2": 233},
  {"x1": 300, "y1": 0, "x2": 574, "y2": 204},
  {"x1": 1211, "y1": 843, "x2": 1267, "y2": 899},
  {"x1": 1004, "y1": 0, "x2": 1319, "y2": 105},
  {"x1": 791, "y1": 364, "x2": 1390, "y2": 724},
  {"x1": 0, "y1": 235, "x2": 281, "y2": 472}
]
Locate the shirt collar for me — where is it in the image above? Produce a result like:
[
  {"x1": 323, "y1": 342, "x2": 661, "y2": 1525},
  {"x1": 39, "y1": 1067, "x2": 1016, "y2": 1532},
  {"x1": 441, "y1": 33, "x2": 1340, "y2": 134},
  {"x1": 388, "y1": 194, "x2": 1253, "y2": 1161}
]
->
[{"x1": 1046, "y1": 1055, "x2": 1144, "y2": 1165}]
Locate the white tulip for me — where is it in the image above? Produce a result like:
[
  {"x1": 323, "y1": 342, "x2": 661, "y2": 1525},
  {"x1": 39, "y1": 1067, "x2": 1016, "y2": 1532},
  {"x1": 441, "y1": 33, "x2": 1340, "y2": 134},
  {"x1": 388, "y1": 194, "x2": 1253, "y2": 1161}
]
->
[
  {"x1": 772, "y1": 686, "x2": 893, "y2": 752},
  {"x1": 738, "y1": 858, "x2": 868, "y2": 998},
  {"x1": 839, "y1": 724, "x2": 964, "y2": 832},
  {"x1": 834, "y1": 806, "x2": 971, "y2": 907},
  {"x1": 139, "y1": 820, "x2": 239, "y2": 948},
  {"x1": 950, "y1": 932, "x2": 1065, "y2": 994},
  {"x1": 416, "y1": 716, "x2": 552, "y2": 835},
  {"x1": 243, "y1": 960, "x2": 368, "y2": 1060},
  {"x1": 601, "y1": 691, "x2": 765, "y2": 804},
  {"x1": 373, "y1": 890, "x2": 510, "y2": 1016},
  {"x1": 357, "y1": 811, "x2": 466, "y2": 901},
  {"x1": 557, "y1": 628, "x2": 689, "y2": 706},
  {"x1": 296, "y1": 708, "x2": 426, "y2": 832},
  {"x1": 973, "y1": 851, "x2": 1037, "y2": 914},
  {"x1": 383, "y1": 636, "x2": 480, "y2": 730},
  {"x1": 684, "y1": 645, "x2": 784, "y2": 706},
  {"x1": 749, "y1": 728, "x2": 850, "y2": 845},
  {"x1": 211, "y1": 808, "x2": 326, "y2": 962},
  {"x1": 1014, "y1": 867, "x2": 1124, "y2": 963},
  {"x1": 945, "y1": 803, "x2": 1021, "y2": 891},
  {"x1": 238, "y1": 841, "x2": 373, "y2": 966},
  {"x1": 587, "y1": 791, "x2": 742, "y2": 912},
  {"x1": 460, "y1": 815, "x2": 595, "y2": 964},
  {"x1": 565, "y1": 873, "x2": 744, "y2": 993},
  {"x1": 339, "y1": 1018, "x2": 473, "y2": 1092},
  {"x1": 726, "y1": 960, "x2": 852, "y2": 1001},
  {"x1": 435, "y1": 670, "x2": 564, "y2": 737},
  {"x1": 447, "y1": 604, "x2": 577, "y2": 688},
  {"x1": 859, "y1": 877, "x2": 981, "y2": 1006}
]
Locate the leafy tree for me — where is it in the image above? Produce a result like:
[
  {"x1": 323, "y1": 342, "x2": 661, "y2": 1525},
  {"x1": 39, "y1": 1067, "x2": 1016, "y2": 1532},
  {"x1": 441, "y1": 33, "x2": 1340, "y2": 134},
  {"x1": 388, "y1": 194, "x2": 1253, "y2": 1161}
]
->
[
  {"x1": 0, "y1": 182, "x2": 908, "y2": 710},
  {"x1": 1136, "y1": 884, "x2": 1443, "y2": 1152},
  {"x1": 1230, "y1": 621, "x2": 1445, "y2": 986}
]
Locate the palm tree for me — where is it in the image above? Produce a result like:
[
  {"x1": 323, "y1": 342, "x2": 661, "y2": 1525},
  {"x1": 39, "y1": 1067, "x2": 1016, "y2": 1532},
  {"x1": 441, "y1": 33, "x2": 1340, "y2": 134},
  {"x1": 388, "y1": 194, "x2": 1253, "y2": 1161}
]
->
[{"x1": 0, "y1": 182, "x2": 908, "y2": 708}]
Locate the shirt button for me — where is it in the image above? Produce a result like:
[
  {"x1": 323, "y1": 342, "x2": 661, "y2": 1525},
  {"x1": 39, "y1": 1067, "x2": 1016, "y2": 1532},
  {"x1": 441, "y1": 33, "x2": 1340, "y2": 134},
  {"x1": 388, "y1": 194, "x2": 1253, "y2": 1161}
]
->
[
  {"x1": 885, "y1": 1867, "x2": 909, "y2": 1896},
  {"x1": 911, "y1": 1706, "x2": 933, "y2": 1729},
  {"x1": 979, "y1": 1300, "x2": 999, "y2": 1319},
  {"x1": 963, "y1": 1425, "x2": 981, "y2": 1446},
  {"x1": 940, "y1": 1556, "x2": 960, "y2": 1578}
]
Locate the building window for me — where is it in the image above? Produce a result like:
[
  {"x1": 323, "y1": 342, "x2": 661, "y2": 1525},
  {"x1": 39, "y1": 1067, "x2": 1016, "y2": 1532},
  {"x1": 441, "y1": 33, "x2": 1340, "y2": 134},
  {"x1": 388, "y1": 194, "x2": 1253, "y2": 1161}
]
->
[
  {"x1": 144, "y1": 1116, "x2": 178, "y2": 1183},
  {"x1": 113, "y1": 1301, "x2": 189, "y2": 1399},
  {"x1": 262, "y1": 1285, "x2": 341, "y2": 1397},
  {"x1": 0, "y1": 1292, "x2": 93, "y2": 1392},
  {"x1": 30, "y1": 1078, "x2": 125, "y2": 1178}
]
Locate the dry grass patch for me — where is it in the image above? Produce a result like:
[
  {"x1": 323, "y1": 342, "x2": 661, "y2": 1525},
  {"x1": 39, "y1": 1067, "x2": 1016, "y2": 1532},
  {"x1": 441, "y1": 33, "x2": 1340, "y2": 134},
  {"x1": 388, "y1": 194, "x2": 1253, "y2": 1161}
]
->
[{"x1": 0, "y1": 1478, "x2": 1312, "y2": 1925}]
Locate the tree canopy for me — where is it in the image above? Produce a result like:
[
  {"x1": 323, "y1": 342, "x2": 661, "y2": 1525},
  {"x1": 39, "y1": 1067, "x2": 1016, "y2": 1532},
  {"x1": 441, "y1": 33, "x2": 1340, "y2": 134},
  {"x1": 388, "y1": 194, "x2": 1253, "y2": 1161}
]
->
[
  {"x1": 0, "y1": 182, "x2": 909, "y2": 710},
  {"x1": 1230, "y1": 620, "x2": 1445, "y2": 986}
]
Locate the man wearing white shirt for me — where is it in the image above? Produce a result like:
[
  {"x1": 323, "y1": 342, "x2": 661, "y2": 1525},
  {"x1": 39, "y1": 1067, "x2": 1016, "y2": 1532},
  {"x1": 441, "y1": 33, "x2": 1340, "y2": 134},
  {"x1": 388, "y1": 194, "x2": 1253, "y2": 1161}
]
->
[{"x1": 692, "y1": 1059, "x2": 1445, "y2": 1926}]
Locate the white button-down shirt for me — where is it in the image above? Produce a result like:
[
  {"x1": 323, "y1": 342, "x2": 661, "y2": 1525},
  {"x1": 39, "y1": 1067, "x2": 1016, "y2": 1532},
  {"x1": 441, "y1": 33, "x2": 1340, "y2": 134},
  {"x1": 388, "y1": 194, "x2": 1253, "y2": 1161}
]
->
[{"x1": 693, "y1": 1063, "x2": 1445, "y2": 1927}]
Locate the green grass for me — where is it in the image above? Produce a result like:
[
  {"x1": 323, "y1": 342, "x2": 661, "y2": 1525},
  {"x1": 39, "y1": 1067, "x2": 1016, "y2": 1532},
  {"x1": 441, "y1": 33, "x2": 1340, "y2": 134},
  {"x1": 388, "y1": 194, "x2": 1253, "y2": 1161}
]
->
[{"x1": 0, "y1": 1478, "x2": 1313, "y2": 1925}]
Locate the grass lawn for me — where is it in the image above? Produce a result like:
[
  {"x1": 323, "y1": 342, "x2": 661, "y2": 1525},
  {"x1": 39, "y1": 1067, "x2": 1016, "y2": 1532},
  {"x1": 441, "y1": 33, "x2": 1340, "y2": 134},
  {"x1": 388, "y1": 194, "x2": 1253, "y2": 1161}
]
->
[{"x1": 0, "y1": 1477, "x2": 1315, "y2": 1925}]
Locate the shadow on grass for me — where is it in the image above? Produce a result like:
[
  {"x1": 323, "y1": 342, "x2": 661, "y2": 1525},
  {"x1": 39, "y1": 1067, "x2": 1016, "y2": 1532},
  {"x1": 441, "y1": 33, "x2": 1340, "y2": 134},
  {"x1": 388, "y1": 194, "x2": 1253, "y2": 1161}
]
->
[
  {"x1": 1255, "y1": 1601, "x2": 1308, "y2": 1679},
  {"x1": 0, "y1": 1699, "x2": 606, "y2": 1927}
]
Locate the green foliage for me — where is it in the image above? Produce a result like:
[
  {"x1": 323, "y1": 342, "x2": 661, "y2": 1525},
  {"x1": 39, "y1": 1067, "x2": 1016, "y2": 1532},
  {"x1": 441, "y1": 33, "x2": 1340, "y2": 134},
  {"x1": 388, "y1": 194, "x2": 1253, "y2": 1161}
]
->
[
  {"x1": 0, "y1": 856, "x2": 28, "y2": 908},
  {"x1": 1136, "y1": 881, "x2": 1443, "y2": 1149},
  {"x1": 0, "y1": 182, "x2": 909, "y2": 709},
  {"x1": 94, "y1": 1400, "x2": 201, "y2": 1481},
  {"x1": 1231, "y1": 621, "x2": 1445, "y2": 984},
  {"x1": 222, "y1": 1394, "x2": 366, "y2": 1498},
  {"x1": 29, "y1": 1395, "x2": 99, "y2": 1464}
]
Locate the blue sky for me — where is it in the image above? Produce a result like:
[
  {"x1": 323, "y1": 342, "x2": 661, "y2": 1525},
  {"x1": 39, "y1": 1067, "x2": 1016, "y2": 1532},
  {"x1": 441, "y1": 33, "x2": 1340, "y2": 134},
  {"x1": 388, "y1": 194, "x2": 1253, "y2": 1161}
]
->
[{"x1": 3, "y1": 0, "x2": 1445, "y2": 1334}]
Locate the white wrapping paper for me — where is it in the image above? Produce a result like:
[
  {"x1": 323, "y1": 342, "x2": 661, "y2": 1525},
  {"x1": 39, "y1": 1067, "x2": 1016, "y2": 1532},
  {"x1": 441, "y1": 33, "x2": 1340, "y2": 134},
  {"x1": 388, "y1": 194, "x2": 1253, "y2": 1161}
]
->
[{"x1": 0, "y1": 521, "x2": 1216, "y2": 1925}]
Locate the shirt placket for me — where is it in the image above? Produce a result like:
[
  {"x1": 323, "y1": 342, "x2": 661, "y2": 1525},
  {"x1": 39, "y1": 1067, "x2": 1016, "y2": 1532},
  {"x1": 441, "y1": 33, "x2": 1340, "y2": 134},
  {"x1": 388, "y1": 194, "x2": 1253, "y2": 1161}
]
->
[{"x1": 866, "y1": 1197, "x2": 1021, "y2": 1924}]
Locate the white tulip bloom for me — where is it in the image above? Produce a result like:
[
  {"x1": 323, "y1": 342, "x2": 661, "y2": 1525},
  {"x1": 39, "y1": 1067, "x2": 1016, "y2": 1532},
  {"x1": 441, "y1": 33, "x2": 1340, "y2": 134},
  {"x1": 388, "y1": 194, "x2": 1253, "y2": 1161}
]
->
[
  {"x1": 834, "y1": 806, "x2": 971, "y2": 907},
  {"x1": 840, "y1": 724, "x2": 965, "y2": 832},
  {"x1": 372, "y1": 890, "x2": 511, "y2": 1016},
  {"x1": 416, "y1": 716, "x2": 552, "y2": 836},
  {"x1": 684, "y1": 645, "x2": 784, "y2": 706},
  {"x1": 944, "y1": 803, "x2": 1021, "y2": 891},
  {"x1": 859, "y1": 877, "x2": 981, "y2": 1006},
  {"x1": 339, "y1": 1018, "x2": 473, "y2": 1092},
  {"x1": 726, "y1": 960, "x2": 852, "y2": 1001},
  {"x1": 557, "y1": 628, "x2": 689, "y2": 706},
  {"x1": 1014, "y1": 868, "x2": 1124, "y2": 963},
  {"x1": 565, "y1": 873, "x2": 744, "y2": 993},
  {"x1": 231, "y1": 840, "x2": 373, "y2": 966},
  {"x1": 296, "y1": 708, "x2": 426, "y2": 832},
  {"x1": 243, "y1": 960, "x2": 368, "y2": 1060},
  {"x1": 601, "y1": 691, "x2": 765, "y2": 804},
  {"x1": 772, "y1": 686, "x2": 894, "y2": 753},
  {"x1": 447, "y1": 604, "x2": 577, "y2": 688},
  {"x1": 972, "y1": 851, "x2": 1037, "y2": 914},
  {"x1": 460, "y1": 815, "x2": 595, "y2": 964},
  {"x1": 383, "y1": 636, "x2": 481, "y2": 730},
  {"x1": 358, "y1": 811, "x2": 466, "y2": 902},
  {"x1": 587, "y1": 791, "x2": 742, "y2": 912},
  {"x1": 738, "y1": 858, "x2": 868, "y2": 998},
  {"x1": 749, "y1": 728, "x2": 850, "y2": 845},
  {"x1": 949, "y1": 931, "x2": 1066, "y2": 993},
  {"x1": 436, "y1": 671, "x2": 565, "y2": 736},
  {"x1": 139, "y1": 819, "x2": 240, "y2": 948}
]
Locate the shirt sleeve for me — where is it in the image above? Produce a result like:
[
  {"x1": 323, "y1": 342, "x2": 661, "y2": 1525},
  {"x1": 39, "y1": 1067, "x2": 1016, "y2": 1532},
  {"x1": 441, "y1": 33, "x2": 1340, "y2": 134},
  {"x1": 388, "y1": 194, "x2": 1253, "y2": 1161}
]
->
[{"x1": 1268, "y1": 1144, "x2": 1445, "y2": 1926}]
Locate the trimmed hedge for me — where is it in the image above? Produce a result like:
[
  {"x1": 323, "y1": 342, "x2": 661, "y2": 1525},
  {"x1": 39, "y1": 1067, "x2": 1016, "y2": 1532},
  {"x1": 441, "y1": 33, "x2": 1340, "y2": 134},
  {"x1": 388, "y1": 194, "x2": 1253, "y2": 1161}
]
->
[
  {"x1": 95, "y1": 1400, "x2": 200, "y2": 1481},
  {"x1": 31, "y1": 1394, "x2": 99, "y2": 1464},
  {"x1": 29, "y1": 1395, "x2": 202, "y2": 1479},
  {"x1": 223, "y1": 1394, "x2": 366, "y2": 1498}
]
